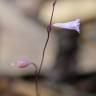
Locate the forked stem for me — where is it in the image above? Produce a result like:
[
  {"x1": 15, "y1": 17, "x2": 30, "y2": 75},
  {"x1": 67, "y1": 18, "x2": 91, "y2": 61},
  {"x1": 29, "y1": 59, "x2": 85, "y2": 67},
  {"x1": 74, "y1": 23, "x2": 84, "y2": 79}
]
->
[
  {"x1": 32, "y1": 0, "x2": 57, "y2": 96},
  {"x1": 30, "y1": 63, "x2": 39, "y2": 96}
]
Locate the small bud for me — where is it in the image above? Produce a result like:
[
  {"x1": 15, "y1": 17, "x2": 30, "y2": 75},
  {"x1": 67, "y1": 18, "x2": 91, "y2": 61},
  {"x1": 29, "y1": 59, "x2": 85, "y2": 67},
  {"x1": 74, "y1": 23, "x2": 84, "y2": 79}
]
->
[{"x1": 12, "y1": 59, "x2": 31, "y2": 68}]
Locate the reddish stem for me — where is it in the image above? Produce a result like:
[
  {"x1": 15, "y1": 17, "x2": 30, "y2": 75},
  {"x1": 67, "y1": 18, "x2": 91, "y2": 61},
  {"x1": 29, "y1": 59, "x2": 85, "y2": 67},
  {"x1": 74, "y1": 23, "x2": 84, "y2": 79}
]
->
[
  {"x1": 34, "y1": 0, "x2": 57, "y2": 96},
  {"x1": 30, "y1": 63, "x2": 39, "y2": 96},
  {"x1": 38, "y1": 0, "x2": 57, "y2": 74}
]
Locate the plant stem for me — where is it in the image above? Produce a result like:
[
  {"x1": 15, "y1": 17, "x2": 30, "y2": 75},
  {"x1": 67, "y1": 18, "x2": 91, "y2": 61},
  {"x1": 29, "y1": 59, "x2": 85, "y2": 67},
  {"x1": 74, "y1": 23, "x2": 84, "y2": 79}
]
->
[
  {"x1": 31, "y1": 63, "x2": 39, "y2": 96},
  {"x1": 38, "y1": 0, "x2": 57, "y2": 75},
  {"x1": 34, "y1": 1, "x2": 57, "y2": 96}
]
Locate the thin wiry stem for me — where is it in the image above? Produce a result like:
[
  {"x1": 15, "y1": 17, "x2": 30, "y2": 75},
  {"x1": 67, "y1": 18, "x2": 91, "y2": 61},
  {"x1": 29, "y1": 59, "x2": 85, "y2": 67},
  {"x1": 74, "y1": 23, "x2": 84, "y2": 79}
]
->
[
  {"x1": 30, "y1": 63, "x2": 39, "y2": 96},
  {"x1": 38, "y1": 0, "x2": 57, "y2": 74},
  {"x1": 32, "y1": 1, "x2": 57, "y2": 96}
]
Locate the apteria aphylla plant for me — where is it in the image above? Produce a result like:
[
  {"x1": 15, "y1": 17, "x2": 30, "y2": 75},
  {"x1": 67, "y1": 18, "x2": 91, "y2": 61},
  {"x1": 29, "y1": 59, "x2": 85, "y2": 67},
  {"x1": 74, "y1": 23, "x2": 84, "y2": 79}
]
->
[{"x1": 11, "y1": 0, "x2": 80, "y2": 96}]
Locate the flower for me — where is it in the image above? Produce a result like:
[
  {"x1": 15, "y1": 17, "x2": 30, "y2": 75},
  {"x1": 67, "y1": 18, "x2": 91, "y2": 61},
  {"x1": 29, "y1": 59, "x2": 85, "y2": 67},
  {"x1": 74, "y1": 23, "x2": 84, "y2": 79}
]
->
[
  {"x1": 52, "y1": 19, "x2": 80, "y2": 33},
  {"x1": 11, "y1": 59, "x2": 31, "y2": 68}
]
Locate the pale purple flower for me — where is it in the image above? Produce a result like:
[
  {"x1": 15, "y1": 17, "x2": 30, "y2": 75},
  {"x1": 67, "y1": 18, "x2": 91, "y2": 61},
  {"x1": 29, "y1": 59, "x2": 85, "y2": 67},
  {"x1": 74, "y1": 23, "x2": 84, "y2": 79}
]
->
[{"x1": 53, "y1": 19, "x2": 80, "y2": 33}]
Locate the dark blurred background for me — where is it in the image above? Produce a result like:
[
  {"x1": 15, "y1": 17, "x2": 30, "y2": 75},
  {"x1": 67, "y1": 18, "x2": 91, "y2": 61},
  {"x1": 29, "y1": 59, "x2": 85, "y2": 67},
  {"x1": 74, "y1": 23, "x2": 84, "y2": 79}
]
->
[{"x1": 0, "y1": 0, "x2": 96, "y2": 96}]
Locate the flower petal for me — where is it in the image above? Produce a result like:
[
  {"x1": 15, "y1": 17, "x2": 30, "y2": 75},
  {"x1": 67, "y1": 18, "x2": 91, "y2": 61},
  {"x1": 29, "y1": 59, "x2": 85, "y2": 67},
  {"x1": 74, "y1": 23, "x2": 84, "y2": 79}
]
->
[{"x1": 53, "y1": 19, "x2": 80, "y2": 33}]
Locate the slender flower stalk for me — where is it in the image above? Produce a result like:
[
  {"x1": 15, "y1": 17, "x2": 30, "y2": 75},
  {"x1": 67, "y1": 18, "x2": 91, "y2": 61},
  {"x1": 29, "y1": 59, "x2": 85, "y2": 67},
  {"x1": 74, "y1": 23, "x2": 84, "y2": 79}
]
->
[
  {"x1": 38, "y1": 0, "x2": 58, "y2": 75},
  {"x1": 11, "y1": 59, "x2": 39, "y2": 96},
  {"x1": 30, "y1": 63, "x2": 39, "y2": 96}
]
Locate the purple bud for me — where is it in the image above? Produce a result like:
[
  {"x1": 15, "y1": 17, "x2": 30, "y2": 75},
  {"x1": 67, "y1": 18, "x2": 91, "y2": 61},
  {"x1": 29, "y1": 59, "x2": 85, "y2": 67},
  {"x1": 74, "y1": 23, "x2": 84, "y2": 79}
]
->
[
  {"x1": 11, "y1": 59, "x2": 31, "y2": 68},
  {"x1": 53, "y1": 19, "x2": 80, "y2": 33}
]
